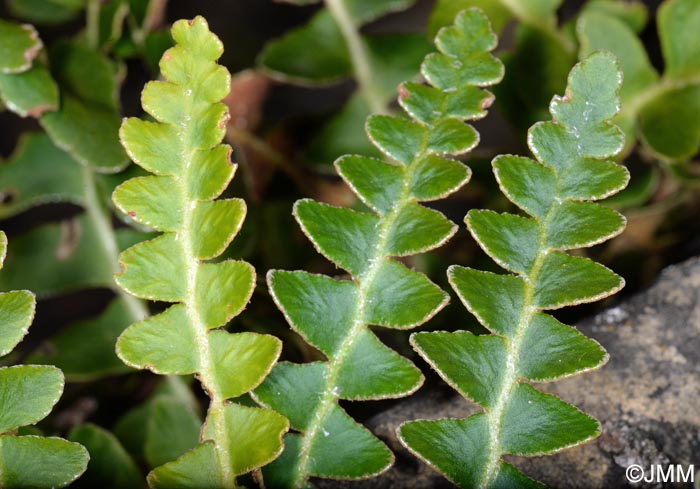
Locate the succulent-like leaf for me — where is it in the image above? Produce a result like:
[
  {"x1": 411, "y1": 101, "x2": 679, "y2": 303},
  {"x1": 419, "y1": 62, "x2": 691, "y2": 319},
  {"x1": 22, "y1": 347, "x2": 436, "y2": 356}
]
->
[
  {"x1": 113, "y1": 17, "x2": 288, "y2": 487},
  {"x1": 252, "y1": 9, "x2": 503, "y2": 488},
  {"x1": 578, "y1": 0, "x2": 700, "y2": 161},
  {"x1": 0, "y1": 230, "x2": 89, "y2": 488},
  {"x1": 398, "y1": 52, "x2": 628, "y2": 488}
]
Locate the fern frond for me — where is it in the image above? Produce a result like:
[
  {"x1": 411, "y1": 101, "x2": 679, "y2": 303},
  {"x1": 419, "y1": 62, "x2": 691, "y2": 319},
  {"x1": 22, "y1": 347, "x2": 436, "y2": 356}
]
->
[
  {"x1": 112, "y1": 17, "x2": 288, "y2": 488},
  {"x1": 252, "y1": 9, "x2": 503, "y2": 488},
  {"x1": 398, "y1": 51, "x2": 628, "y2": 488},
  {"x1": 0, "y1": 230, "x2": 89, "y2": 488}
]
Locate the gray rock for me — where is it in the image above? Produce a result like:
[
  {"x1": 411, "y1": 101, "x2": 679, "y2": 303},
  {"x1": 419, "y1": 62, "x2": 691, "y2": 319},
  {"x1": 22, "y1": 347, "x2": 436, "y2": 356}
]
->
[{"x1": 316, "y1": 257, "x2": 700, "y2": 488}]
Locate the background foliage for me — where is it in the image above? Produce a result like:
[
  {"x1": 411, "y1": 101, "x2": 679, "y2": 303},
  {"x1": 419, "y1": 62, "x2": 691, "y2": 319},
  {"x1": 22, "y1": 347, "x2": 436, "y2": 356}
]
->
[{"x1": 0, "y1": 0, "x2": 698, "y2": 487}]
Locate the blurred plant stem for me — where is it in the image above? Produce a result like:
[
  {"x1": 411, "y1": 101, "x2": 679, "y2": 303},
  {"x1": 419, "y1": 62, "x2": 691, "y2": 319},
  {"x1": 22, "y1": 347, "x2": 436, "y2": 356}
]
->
[
  {"x1": 325, "y1": 0, "x2": 387, "y2": 115},
  {"x1": 81, "y1": 165, "x2": 149, "y2": 323},
  {"x1": 86, "y1": 0, "x2": 101, "y2": 49}
]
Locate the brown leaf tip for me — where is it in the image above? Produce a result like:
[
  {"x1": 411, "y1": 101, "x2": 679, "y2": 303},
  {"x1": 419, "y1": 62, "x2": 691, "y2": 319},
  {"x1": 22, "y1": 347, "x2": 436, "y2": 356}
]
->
[{"x1": 219, "y1": 111, "x2": 231, "y2": 129}]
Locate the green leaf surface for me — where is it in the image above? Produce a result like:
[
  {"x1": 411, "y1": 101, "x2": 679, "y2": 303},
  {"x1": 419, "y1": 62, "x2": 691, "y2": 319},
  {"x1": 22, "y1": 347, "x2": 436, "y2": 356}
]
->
[
  {"x1": 496, "y1": 25, "x2": 574, "y2": 130},
  {"x1": 148, "y1": 442, "x2": 223, "y2": 489},
  {"x1": 209, "y1": 331, "x2": 282, "y2": 399},
  {"x1": 428, "y1": 0, "x2": 560, "y2": 36},
  {"x1": 116, "y1": 234, "x2": 187, "y2": 301},
  {"x1": 118, "y1": 305, "x2": 199, "y2": 374},
  {"x1": 400, "y1": 52, "x2": 627, "y2": 488},
  {"x1": 518, "y1": 313, "x2": 607, "y2": 381},
  {"x1": 429, "y1": 0, "x2": 511, "y2": 36},
  {"x1": 260, "y1": 0, "x2": 429, "y2": 164},
  {"x1": 0, "y1": 290, "x2": 35, "y2": 357},
  {"x1": 41, "y1": 94, "x2": 126, "y2": 173},
  {"x1": 0, "y1": 62, "x2": 58, "y2": 117},
  {"x1": 68, "y1": 423, "x2": 145, "y2": 489},
  {"x1": 0, "y1": 133, "x2": 83, "y2": 219},
  {"x1": 337, "y1": 328, "x2": 422, "y2": 399},
  {"x1": 558, "y1": 158, "x2": 629, "y2": 201},
  {"x1": 201, "y1": 403, "x2": 289, "y2": 476},
  {"x1": 268, "y1": 271, "x2": 357, "y2": 357},
  {"x1": 637, "y1": 84, "x2": 700, "y2": 161},
  {"x1": 259, "y1": 8, "x2": 502, "y2": 487},
  {"x1": 0, "y1": 435, "x2": 89, "y2": 488},
  {"x1": 343, "y1": 0, "x2": 416, "y2": 24},
  {"x1": 448, "y1": 266, "x2": 526, "y2": 338},
  {"x1": 0, "y1": 365, "x2": 63, "y2": 433},
  {"x1": 366, "y1": 115, "x2": 425, "y2": 164},
  {"x1": 39, "y1": 41, "x2": 126, "y2": 172},
  {"x1": 0, "y1": 19, "x2": 41, "y2": 74},
  {"x1": 365, "y1": 260, "x2": 448, "y2": 329},
  {"x1": 366, "y1": 33, "x2": 433, "y2": 96},
  {"x1": 0, "y1": 216, "x2": 114, "y2": 296},
  {"x1": 196, "y1": 261, "x2": 255, "y2": 329},
  {"x1": 412, "y1": 331, "x2": 506, "y2": 408},
  {"x1": 145, "y1": 398, "x2": 202, "y2": 468},
  {"x1": 577, "y1": 10, "x2": 657, "y2": 103},
  {"x1": 409, "y1": 155, "x2": 471, "y2": 201},
  {"x1": 534, "y1": 253, "x2": 623, "y2": 309},
  {"x1": 336, "y1": 155, "x2": 404, "y2": 214},
  {"x1": 257, "y1": 435, "x2": 306, "y2": 489},
  {"x1": 259, "y1": 2, "x2": 423, "y2": 85},
  {"x1": 7, "y1": 0, "x2": 83, "y2": 25},
  {"x1": 253, "y1": 362, "x2": 327, "y2": 431},
  {"x1": 500, "y1": 383, "x2": 599, "y2": 455},
  {"x1": 578, "y1": 0, "x2": 700, "y2": 161},
  {"x1": 399, "y1": 414, "x2": 492, "y2": 488},
  {"x1": 113, "y1": 175, "x2": 183, "y2": 231},
  {"x1": 386, "y1": 202, "x2": 456, "y2": 255},
  {"x1": 492, "y1": 155, "x2": 556, "y2": 219},
  {"x1": 545, "y1": 201, "x2": 625, "y2": 250},
  {"x1": 294, "y1": 200, "x2": 378, "y2": 276},
  {"x1": 306, "y1": 95, "x2": 380, "y2": 164},
  {"x1": 466, "y1": 210, "x2": 539, "y2": 274},
  {"x1": 259, "y1": 11, "x2": 350, "y2": 85},
  {"x1": 307, "y1": 405, "x2": 393, "y2": 479},
  {"x1": 0, "y1": 231, "x2": 88, "y2": 488},
  {"x1": 658, "y1": 0, "x2": 700, "y2": 80},
  {"x1": 114, "y1": 16, "x2": 287, "y2": 486},
  {"x1": 582, "y1": 0, "x2": 648, "y2": 33},
  {"x1": 113, "y1": 387, "x2": 201, "y2": 466}
]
